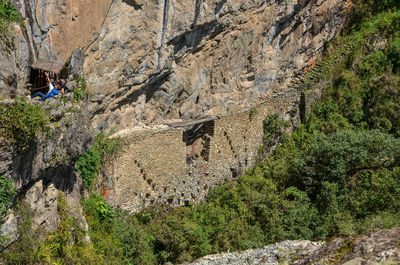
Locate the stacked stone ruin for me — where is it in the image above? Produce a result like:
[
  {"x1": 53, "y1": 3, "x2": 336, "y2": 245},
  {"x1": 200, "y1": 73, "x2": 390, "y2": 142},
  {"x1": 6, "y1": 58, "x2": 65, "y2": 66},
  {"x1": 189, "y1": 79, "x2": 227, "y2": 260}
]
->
[{"x1": 102, "y1": 42, "x2": 355, "y2": 213}]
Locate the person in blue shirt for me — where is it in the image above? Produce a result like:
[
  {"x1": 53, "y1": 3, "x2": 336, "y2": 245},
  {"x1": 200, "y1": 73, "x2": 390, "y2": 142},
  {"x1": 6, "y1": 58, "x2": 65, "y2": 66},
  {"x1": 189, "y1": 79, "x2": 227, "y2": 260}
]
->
[{"x1": 31, "y1": 72, "x2": 64, "y2": 101}]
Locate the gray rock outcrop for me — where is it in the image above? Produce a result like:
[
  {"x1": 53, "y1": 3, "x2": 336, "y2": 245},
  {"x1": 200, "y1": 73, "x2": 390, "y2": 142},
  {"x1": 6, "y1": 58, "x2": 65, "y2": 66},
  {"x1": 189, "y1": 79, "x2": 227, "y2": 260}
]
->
[
  {"x1": 0, "y1": 23, "x2": 31, "y2": 98},
  {"x1": 0, "y1": 98, "x2": 93, "y2": 245},
  {"x1": 184, "y1": 228, "x2": 400, "y2": 265},
  {"x1": 184, "y1": 240, "x2": 323, "y2": 265}
]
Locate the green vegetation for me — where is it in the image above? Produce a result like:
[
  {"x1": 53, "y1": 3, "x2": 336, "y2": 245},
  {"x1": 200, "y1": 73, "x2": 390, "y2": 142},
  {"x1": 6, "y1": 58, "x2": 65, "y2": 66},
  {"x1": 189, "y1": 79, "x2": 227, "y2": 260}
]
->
[
  {"x1": 0, "y1": 0, "x2": 20, "y2": 50},
  {"x1": 0, "y1": 98, "x2": 50, "y2": 149},
  {"x1": 0, "y1": 176, "x2": 17, "y2": 244},
  {"x1": 1, "y1": 204, "x2": 39, "y2": 264},
  {"x1": 3, "y1": 1, "x2": 400, "y2": 264},
  {"x1": 249, "y1": 108, "x2": 257, "y2": 120},
  {"x1": 262, "y1": 113, "x2": 290, "y2": 142},
  {"x1": 76, "y1": 133, "x2": 120, "y2": 188},
  {"x1": 0, "y1": 176, "x2": 16, "y2": 220},
  {"x1": 67, "y1": 3, "x2": 400, "y2": 263},
  {"x1": 36, "y1": 194, "x2": 93, "y2": 264},
  {"x1": 0, "y1": 0, "x2": 19, "y2": 34},
  {"x1": 73, "y1": 75, "x2": 91, "y2": 102},
  {"x1": 1, "y1": 196, "x2": 102, "y2": 265}
]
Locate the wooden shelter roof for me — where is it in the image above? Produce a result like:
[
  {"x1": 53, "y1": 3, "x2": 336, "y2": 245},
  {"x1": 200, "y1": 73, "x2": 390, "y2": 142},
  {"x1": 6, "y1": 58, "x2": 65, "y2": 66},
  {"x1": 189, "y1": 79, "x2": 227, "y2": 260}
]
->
[{"x1": 31, "y1": 60, "x2": 64, "y2": 74}]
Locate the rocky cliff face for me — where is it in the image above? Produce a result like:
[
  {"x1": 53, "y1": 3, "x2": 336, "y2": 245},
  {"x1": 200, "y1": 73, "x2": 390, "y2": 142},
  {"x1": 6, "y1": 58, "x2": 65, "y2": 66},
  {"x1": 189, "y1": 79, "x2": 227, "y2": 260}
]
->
[
  {"x1": 0, "y1": 98, "x2": 93, "y2": 245},
  {"x1": 84, "y1": 0, "x2": 351, "y2": 132},
  {"x1": 0, "y1": 22, "x2": 31, "y2": 97},
  {"x1": 0, "y1": 0, "x2": 110, "y2": 97},
  {"x1": 2, "y1": 0, "x2": 350, "y2": 132}
]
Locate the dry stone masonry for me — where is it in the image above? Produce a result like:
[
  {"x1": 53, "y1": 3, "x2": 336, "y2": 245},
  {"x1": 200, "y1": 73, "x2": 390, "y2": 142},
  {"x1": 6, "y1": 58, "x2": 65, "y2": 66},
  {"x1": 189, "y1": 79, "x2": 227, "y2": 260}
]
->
[{"x1": 103, "y1": 87, "x2": 300, "y2": 212}]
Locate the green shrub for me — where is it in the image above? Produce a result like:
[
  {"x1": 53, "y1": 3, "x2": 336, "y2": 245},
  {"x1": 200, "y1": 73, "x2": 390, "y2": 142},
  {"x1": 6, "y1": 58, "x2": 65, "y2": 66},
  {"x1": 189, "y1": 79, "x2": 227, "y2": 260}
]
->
[
  {"x1": 0, "y1": 0, "x2": 19, "y2": 36},
  {"x1": 83, "y1": 193, "x2": 114, "y2": 221},
  {"x1": 0, "y1": 98, "x2": 50, "y2": 149},
  {"x1": 82, "y1": 193, "x2": 122, "y2": 263},
  {"x1": 73, "y1": 88, "x2": 83, "y2": 102},
  {"x1": 0, "y1": 175, "x2": 17, "y2": 244},
  {"x1": 76, "y1": 133, "x2": 120, "y2": 188},
  {"x1": 262, "y1": 113, "x2": 290, "y2": 142},
  {"x1": 0, "y1": 176, "x2": 16, "y2": 219},
  {"x1": 73, "y1": 75, "x2": 90, "y2": 102},
  {"x1": 76, "y1": 147, "x2": 101, "y2": 188},
  {"x1": 114, "y1": 212, "x2": 157, "y2": 265}
]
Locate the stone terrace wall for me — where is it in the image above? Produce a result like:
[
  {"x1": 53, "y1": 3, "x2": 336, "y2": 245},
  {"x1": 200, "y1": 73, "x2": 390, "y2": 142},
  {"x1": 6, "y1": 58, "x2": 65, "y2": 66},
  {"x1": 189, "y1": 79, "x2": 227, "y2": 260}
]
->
[
  {"x1": 105, "y1": 128, "x2": 187, "y2": 212},
  {"x1": 207, "y1": 88, "x2": 300, "y2": 182},
  {"x1": 104, "y1": 88, "x2": 300, "y2": 212}
]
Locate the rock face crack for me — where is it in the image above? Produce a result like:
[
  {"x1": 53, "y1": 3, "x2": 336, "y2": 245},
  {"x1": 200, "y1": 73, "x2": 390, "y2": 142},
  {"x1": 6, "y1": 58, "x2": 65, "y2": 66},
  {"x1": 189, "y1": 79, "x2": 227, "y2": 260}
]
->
[
  {"x1": 157, "y1": 0, "x2": 170, "y2": 72},
  {"x1": 191, "y1": 0, "x2": 202, "y2": 30},
  {"x1": 84, "y1": 0, "x2": 116, "y2": 52},
  {"x1": 214, "y1": 0, "x2": 227, "y2": 15},
  {"x1": 21, "y1": 0, "x2": 37, "y2": 62},
  {"x1": 267, "y1": 0, "x2": 313, "y2": 45}
]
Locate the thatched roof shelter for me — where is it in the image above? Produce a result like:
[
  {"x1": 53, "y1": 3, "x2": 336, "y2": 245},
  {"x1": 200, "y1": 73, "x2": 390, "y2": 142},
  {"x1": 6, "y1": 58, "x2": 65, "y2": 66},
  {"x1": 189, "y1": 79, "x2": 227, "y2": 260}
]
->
[{"x1": 31, "y1": 60, "x2": 64, "y2": 74}]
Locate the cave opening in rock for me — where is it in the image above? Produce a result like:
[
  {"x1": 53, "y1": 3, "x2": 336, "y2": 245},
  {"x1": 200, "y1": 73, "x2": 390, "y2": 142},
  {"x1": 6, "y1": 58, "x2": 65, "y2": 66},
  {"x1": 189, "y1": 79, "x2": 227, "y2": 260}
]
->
[{"x1": 29, "y1": 60, "x2": 64, "y2": 95}]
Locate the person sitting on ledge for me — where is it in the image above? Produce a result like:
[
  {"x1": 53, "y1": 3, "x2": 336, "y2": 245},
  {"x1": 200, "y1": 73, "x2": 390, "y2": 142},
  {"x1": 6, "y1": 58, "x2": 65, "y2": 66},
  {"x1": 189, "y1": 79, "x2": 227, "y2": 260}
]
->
[
  {"x1": 60, "y1": 78, "x2": 68, "y2": 93},
  {"x1": 31, "y1": 72, "x2": 64, "y2": 101}
]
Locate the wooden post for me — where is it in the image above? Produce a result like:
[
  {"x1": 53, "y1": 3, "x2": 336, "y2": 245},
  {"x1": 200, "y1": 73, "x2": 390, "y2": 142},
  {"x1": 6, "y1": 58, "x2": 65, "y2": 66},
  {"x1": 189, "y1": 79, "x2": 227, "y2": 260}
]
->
[{"x1": 38, "y1": 69, "x2": 41, "y2": 88}]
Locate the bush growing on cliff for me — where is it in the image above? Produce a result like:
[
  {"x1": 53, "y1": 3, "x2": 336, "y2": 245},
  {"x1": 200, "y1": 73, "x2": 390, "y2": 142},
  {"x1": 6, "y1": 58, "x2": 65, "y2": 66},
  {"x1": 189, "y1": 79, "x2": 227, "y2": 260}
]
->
[
  {"x1": 76, "y1": 133, "x2": 120, "y2": 188},
  {"x1": 73, "y1": 75, "x2": 90, "y2": 102},
  {"x1": 0, "y1": 0, "x2": 19, "y2": 33},
  {"x1": 1, "y1": 196, "x2": 103, "y2": 265},
  {"x1": 81, "y1": 193, "x2": 123, "y2": 263},
  {"x1": 76, "y1": 147, "x2": 101, "y2": 188},
  {"x1": 0, "y1": 176, "x2": 16, "y2": 220},
  {"x1": 0, "y1": 175, "x2": 17, "y2": 243},
  {"x1": 0, "y1": 98, "x2": 50, "y2": 149},
  {"x1": 83, "y1": 193, "x2": 114, "y2": 221}
]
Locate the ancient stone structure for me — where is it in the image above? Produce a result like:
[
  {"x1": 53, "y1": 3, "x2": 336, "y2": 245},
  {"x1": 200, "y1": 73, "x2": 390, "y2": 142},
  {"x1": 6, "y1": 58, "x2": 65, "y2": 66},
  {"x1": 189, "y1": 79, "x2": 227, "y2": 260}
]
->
[
  {"x1": 107, "y1": 128, "x2": 187, "y2": 212},
  {"x1": 104, "y1": 87, "x2": 299, "y2": 212}
]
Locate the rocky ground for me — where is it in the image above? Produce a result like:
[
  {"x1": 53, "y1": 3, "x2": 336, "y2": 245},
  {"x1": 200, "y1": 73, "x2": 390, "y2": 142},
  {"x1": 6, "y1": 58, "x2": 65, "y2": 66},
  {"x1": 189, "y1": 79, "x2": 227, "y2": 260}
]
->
[{"x1": 184, "y1": 228, "x2": 400, "y2": 265}]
